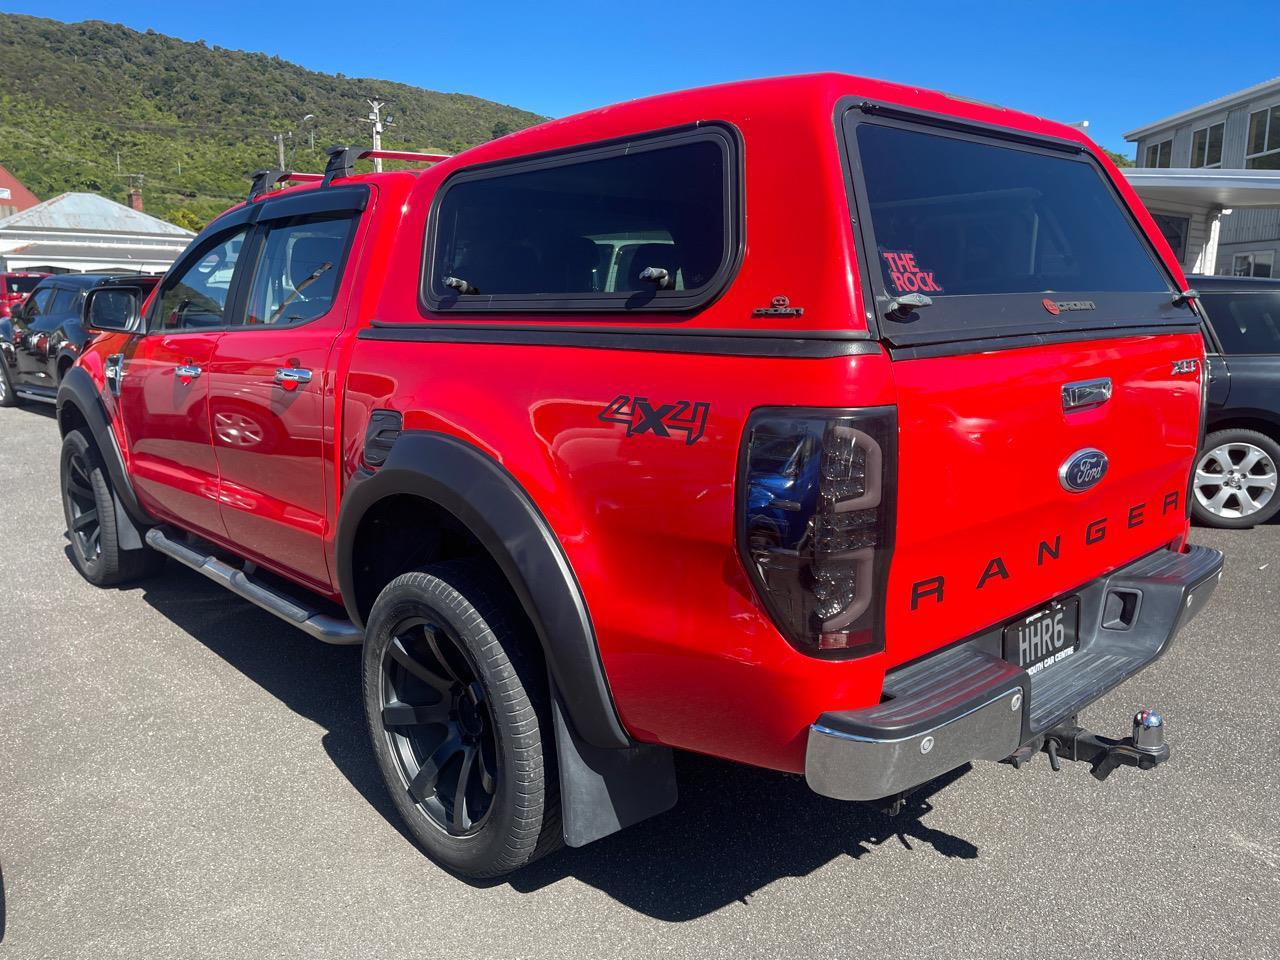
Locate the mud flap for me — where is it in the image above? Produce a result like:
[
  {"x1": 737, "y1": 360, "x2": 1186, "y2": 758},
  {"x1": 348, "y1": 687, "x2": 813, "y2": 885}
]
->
[
  {"x1": 551, "y1": 689, "x2": 678, "y2": 847},
  {"x1": 112, "y1": 487, "x2": 144, "y2": 551}
]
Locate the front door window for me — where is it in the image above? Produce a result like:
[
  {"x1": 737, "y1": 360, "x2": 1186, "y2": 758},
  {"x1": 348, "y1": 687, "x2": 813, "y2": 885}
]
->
[{"x1": 154, "y1": 231, "x2": 246, "y2": 331}]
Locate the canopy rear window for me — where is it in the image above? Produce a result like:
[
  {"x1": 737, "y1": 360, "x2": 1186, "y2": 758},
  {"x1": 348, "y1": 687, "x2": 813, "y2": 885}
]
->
[{"x1": 845, "y1": 114, "x2": 1181, "y2": 346}]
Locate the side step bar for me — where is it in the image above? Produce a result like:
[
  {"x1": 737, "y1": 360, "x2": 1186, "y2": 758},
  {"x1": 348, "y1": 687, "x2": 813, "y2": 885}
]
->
[
  {"x1": 145, "y1": 527, "x2": 363, "y2": 645},
  {"x1": 15, "y1": 387, "x2": 57, "y2": 405}
]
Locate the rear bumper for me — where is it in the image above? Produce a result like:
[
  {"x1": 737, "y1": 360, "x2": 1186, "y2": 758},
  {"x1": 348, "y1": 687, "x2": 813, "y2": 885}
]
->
[{"x1": 806, "y1": 544, "x2": 1223, "y2": 801}]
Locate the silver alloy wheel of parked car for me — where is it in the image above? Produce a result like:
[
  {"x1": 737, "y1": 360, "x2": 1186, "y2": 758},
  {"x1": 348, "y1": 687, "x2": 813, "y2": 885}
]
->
[{"x1": 1194, "y1": 441, "x2": 1279, "y2": 519}]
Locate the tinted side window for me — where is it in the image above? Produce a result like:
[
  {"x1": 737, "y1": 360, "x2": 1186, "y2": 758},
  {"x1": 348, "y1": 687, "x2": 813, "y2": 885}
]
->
[
  {"x1": 154, "y1": 229, "x2": 248, "y2": 331},
  {"x1": 23, "y1": 287, "x2": 54, "y2": 318},
  {"x1": 428, "y1": 133, "x2": 732, "y2": 308},
  {"x1": 237, "y1": 215, "x2": 355, "y2": 327},
  {"x1": 49, "y1": 288, "x2": 81, "y2": 315},
  {"x1": 1202, "y1": 292, "x2": 1280, "y2": 354}
]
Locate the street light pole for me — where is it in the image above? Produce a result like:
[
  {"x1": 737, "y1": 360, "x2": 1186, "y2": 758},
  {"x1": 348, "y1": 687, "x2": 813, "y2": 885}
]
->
[{"x1": 274, "y1": 115, "x2": 316, "y2": 171}]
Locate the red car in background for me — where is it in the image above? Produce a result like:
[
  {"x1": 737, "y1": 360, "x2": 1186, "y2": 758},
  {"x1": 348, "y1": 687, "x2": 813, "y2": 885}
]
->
[{"x1": 0, "y1": 271, "x2": 47, "y2": 317}]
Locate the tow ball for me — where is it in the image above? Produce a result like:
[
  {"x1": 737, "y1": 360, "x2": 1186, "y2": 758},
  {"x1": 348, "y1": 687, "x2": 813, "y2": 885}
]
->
[{"x1": 1008, "y1": 709, "x2": 1170, "y2": 781}]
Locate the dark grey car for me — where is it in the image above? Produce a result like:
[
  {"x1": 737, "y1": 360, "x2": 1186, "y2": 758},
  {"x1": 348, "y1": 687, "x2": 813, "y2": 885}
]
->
[{"x1": 1192, "y1": 273, "x2": 1280, "y2": 528}]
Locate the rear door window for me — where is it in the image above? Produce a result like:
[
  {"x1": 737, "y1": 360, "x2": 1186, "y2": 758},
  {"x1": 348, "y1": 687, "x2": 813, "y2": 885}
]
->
[
  {"x1": 49, "y1": 287, "x2": 81, "y2": 316},
  {"x1": 425, "y1": 126, "x2": 739, "y2": 312},
  {"x1": 236, "y1": 215, "x2": 356, "y2": 327},
  {"x1": 1201, "y1": 292, "x2": 1280, "y2": 354},
  {"x1": 846, "y1": 115, "x2": 1179, "y2": 346}
]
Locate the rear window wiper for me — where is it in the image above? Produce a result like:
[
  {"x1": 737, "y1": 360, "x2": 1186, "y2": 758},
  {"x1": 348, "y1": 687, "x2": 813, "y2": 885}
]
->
[
  {"x1": 885, "y1": 292, "x2": 933, "y2": 320},
  {"x1": 443, "y1": 276, "x2": 480, "y2": 295}
]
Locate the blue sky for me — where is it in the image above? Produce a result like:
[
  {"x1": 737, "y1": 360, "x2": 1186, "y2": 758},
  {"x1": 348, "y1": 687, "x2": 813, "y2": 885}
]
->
[{"x1": 12, "y1": 1, "x2": 1279, "y2": 156}]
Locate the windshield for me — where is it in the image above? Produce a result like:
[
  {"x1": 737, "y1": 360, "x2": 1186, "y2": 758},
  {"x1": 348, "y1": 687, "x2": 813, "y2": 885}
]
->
[
  {"x1": 853, "y1": 123, "x2": 1173, "y2": 336},
  {"x1": 4, "y1": 276, "x2": 41, "y2": 296}
]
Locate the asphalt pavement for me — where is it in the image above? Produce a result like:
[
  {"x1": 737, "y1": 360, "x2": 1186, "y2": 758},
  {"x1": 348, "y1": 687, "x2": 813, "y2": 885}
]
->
[{"x1": 1, "y1": 402, "x2": 1278, "y2": 960}]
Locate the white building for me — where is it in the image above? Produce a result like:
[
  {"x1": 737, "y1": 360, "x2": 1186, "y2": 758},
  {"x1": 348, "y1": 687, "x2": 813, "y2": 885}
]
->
[
  {"x1": 0, "y1": 192, "x2": 194, "y2": 274},
  {"x1": 1124, "y1": 77, "x2": 1280, "y2": 277}
]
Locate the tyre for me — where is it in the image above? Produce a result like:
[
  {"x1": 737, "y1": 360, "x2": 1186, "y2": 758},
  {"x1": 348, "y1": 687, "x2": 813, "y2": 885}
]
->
[
  {"x1": 60, "y1": 429, "x2": 163, "y2": 585},
  {"x1": 362, "y1": 560, "x2": 562, "y2": 879},
  {"x1": 1191, "y1": 428, "x2": 1280, "y2": 529},
  {"x1": 0, "y1": 359, "x2": 17, "y2": 407}
]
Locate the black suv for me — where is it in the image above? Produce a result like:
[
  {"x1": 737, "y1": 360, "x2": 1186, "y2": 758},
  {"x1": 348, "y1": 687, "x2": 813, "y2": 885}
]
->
[
  {"x1": 1193, "y1": 273, "x2": 1280, "y2": 528},
  {"x1": 0, "y1": 273, "x2": 158, "y2": 407}
]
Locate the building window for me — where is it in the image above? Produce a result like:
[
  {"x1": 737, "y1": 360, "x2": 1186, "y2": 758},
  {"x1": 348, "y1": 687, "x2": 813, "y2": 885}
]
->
[
  {"x1": 1246, "y1": 105, "x2": 1280, "y2": 169},
  {"x1": 1152, "y1": 214, "x2": 1190, "y2": 264},
  {"x1": 1144, "y1": 139, "x2": 1173, "y2": 168},
  {"x1": 1191, "y1": 122, "x2": 1225, "y2": 168},
  {"x1": 1232, "y1": 251, "x2": 1275, "y2": 278}
]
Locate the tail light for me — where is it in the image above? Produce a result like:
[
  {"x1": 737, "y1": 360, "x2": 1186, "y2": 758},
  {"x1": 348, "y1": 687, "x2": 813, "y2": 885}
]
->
[{"x1": 738, "y1": 407, "x2": 896, "y2": 659}]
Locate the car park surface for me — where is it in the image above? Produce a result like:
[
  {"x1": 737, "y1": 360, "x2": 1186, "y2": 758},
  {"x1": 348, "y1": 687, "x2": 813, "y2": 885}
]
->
[{"x1": 2, "y1": 405, "x2": 1277, "y2": 958}]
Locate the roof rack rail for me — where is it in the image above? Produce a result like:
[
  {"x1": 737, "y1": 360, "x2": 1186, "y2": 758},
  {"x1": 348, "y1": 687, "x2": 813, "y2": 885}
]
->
[
  {"x1": 248, "y1": 169, "x2": 325, "y2": 202},
  {"x1": 321, "y1": 145, "x2": 451, "y2": 186}
]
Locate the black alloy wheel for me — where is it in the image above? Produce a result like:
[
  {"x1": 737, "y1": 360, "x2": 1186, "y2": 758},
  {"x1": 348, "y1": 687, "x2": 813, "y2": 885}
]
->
[
  {"x1": 379, "y1": 616, "x2": 499, "y2": 836},
  {"x1": 59, "y1": 429, "x2": 163, "y2": 586},
  {"x1": 362, "y1": 561, "x2": 561, "y2": 878},
  {"x1": 64, "y1": 445, "x2": 103, "y2": 565}
]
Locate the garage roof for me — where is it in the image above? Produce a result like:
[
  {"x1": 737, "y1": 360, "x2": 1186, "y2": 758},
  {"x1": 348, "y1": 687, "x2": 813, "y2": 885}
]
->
[
  {"x1": 1121, "y1": 167, "x2": 1280, "y2": 209},
  {"x1": 0, "y1": 192, "x2": 193, "y2": 236}
]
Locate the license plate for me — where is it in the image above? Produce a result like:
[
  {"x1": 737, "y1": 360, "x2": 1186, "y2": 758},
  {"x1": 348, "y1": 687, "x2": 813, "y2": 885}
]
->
[{"x1": 1003, "y1": 597, "x2": 1079, "y2": 675}]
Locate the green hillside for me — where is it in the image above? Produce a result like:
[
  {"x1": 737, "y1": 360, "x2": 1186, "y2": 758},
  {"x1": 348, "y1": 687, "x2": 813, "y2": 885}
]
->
[{"x1": 0, "y1": 14, "x2": 546, "y2": 229}]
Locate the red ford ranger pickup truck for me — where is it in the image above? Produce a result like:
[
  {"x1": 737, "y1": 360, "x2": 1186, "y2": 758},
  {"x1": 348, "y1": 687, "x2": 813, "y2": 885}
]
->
[{"x1": 56, "y1": 73, "x2": 1223, "y2": 879}]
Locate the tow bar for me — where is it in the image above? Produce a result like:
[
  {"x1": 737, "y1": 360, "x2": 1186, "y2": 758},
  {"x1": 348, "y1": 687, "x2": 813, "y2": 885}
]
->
[{"x1": 1006, "y1": 709, "x2": 1169, "y2": 781}]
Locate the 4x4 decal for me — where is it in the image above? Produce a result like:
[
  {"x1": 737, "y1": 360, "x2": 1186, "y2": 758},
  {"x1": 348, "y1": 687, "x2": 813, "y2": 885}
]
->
[{"x1": 599, "y1": 395, "x2": 710, "y2": 445}]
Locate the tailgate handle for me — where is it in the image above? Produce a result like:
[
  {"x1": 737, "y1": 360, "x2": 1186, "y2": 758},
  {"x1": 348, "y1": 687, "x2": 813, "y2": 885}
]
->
[{"x1": 1062, "y1": 378, "x2": 1112, "y2": 412}]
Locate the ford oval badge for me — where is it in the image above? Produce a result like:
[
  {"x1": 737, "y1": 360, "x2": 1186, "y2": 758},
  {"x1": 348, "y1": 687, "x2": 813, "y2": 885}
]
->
[{"x1": 1059, "y1": 449, "x2": 1108, "y2": 493}]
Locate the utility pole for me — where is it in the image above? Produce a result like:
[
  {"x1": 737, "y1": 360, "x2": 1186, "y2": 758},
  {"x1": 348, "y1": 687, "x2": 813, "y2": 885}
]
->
[
  {"x1": 361, "y1": 97, "x2": 393, "y2": 172},
  {"x1": 273, "y1": 115, "x2": 316, "y2": 171}
]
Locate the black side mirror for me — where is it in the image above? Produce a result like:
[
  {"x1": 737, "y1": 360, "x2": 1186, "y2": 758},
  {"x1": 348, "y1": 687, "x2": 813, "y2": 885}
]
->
[{"x1": 85, "y1": 286, "x2": 142, "y2": 334}]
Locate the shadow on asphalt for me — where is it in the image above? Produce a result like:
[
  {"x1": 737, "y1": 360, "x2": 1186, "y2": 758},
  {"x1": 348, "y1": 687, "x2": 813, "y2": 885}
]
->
[
  {"x1": 1, "y1": 860, "x2": 6, "y2": 942},
  {"x1": 131, "y1": 562, "x2": 978, "y2": 921},
  {"x1": 8, "y1": 400, "x2": 56, "y2": 420},
  {"x1": 507, "y1": 762, "x2": 975, "y2": 920}
]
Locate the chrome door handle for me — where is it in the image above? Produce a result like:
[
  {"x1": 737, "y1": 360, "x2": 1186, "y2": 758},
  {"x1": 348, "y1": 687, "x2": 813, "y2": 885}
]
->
[
  {"x1": 175, "y1": 364, "x2": 202, "y2": 379},
  {"x1": 105, "y1": 354, "x2": 124, "y2": 396},
  {"x1": 274, "y1": 367, "x2": 313, "y2": 385}
]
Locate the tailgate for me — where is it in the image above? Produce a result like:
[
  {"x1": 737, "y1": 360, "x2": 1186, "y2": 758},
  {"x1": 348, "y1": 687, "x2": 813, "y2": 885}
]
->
[{"x1": 884, "y1": 332, "x2": 1203, "y2": 666}]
